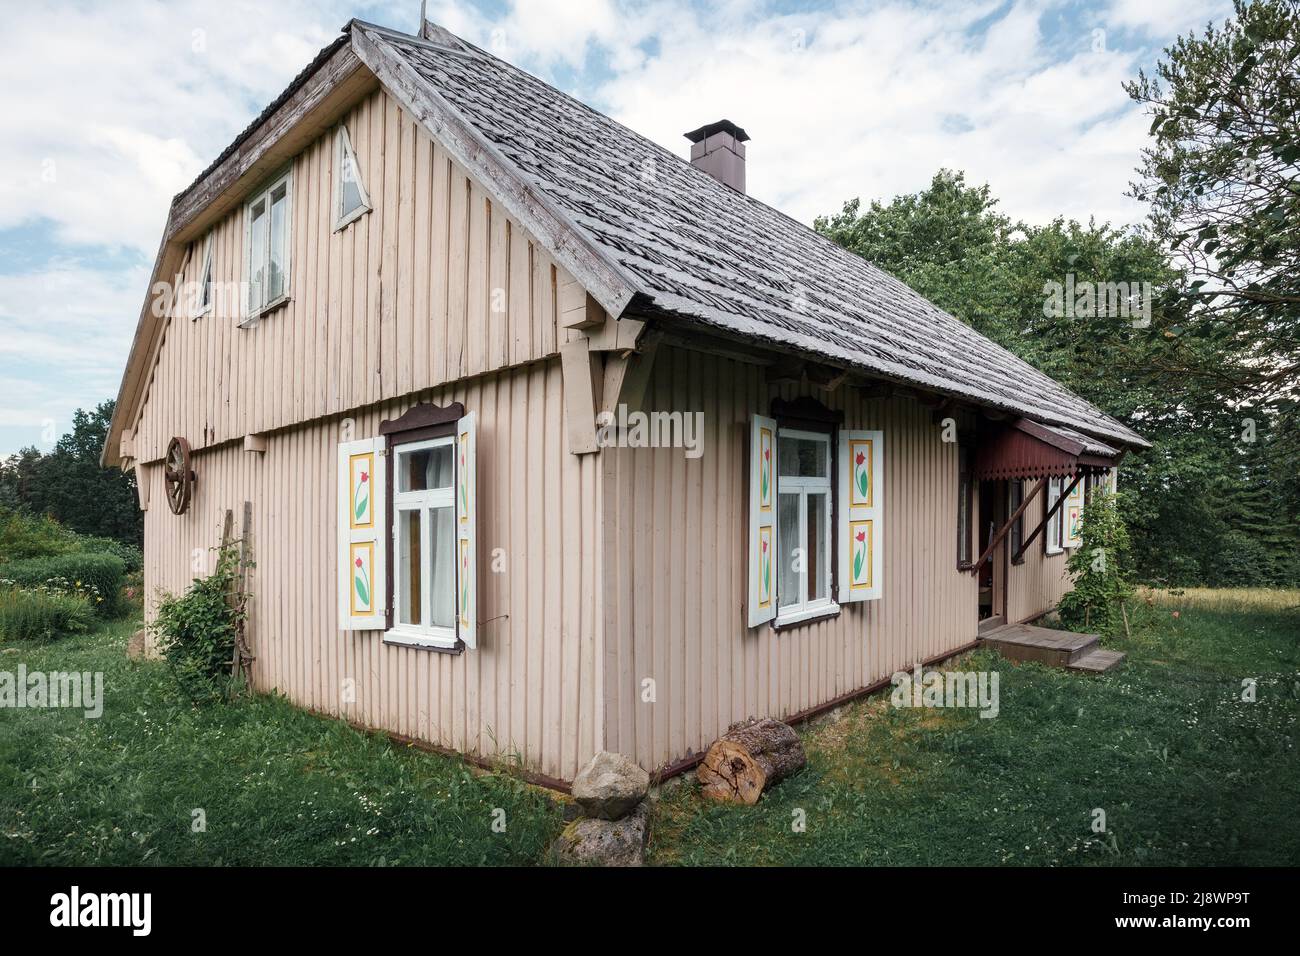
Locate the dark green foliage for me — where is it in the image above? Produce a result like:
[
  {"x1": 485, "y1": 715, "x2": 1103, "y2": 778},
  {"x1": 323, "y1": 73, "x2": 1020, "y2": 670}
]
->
[
  {"x1": 0, "y1": 552, "x2": 125, "y2": 616},
  {"x1": 0, "y1": 401, "x2": 142, "y2": 547},
  {"x1": 0, "y1": 588, "x2": 93, "y2": 641},
  {"x1": 815, "y1": 168, "x2": 1300, "y2": 587},
  {"x1": 1059, "y1": 493, "x2": 1134, "y2": 635},
  {"x1": 1126, "y1": 0, "x2": 1300, "y2": 401},
  {"x1": 149, "y1": 547, "x2": 244, "y2": 705},
  {"x1": 0, "y1": 510, "x2": 84, "y2": 560},
  {"x1": 0, "y1": 508, "x2": 143, "y2": 571}
]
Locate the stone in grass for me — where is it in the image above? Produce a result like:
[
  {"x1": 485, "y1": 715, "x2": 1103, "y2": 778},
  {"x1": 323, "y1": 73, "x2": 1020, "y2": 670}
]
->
[
  {"x1": 572, "y1": 750, "x2": 649, "y2": 820},
  {"x1": 550, "y1": 801, "x2": 649, "y2": 867}
]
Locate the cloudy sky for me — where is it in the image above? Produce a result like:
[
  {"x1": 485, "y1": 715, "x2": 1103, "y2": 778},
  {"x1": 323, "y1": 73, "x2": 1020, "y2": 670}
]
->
[{"x1": 0, "y1": 0, "x2": 1231, "y2": 458}]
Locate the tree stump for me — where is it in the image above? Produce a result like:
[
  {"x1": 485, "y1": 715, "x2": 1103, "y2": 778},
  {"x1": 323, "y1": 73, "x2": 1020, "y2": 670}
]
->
[{"x1": 697, "y1": 717, "x2": 806, "y2": 804}]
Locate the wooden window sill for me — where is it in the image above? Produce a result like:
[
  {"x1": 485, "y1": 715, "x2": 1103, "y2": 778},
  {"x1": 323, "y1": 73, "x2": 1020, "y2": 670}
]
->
[
  {"x1": 382, "y1": 631, "x2": 464, "y2": 655},
  {"x1": 772, "y1": 603, "x2": 841, "y2": 632}
]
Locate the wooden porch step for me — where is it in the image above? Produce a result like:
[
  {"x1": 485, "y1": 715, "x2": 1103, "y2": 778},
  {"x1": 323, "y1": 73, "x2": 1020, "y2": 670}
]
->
[
  {"x1": 980, "y1": 623, "x2": 1100, "y2": 667},
  {"x1": 1066, "y1": 648, "x2": 1126, "y2": 674}
]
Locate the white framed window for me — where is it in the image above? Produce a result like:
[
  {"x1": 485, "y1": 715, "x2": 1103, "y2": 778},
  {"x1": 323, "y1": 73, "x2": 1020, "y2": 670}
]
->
[
  {"x1": 389, "y1": 437, "x2": 458, "y2": 648},
  {"x1": 333, "y1": 124, "x2": 371, "y2": 231},
  {"x1": 244, "y1": 170, "x2": 292, "y2": 320},
  {"x1": 1045, "y1": 477, "x2": 1064, "y2": 555},
  {"x1": 774, "y1": 428, "x2": 836, "y2": 625},
  {"x1": 192, "y1": 233, "x2": 213, "y2": 320}
]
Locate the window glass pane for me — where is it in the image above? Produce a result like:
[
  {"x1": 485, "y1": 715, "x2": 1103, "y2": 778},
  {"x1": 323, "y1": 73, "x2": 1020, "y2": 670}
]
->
[
  {"x1": 398, "y1": 508, "x2": 422, "y2": 626},
  {"x1": 200, "y1": 247, "x2": 212, "y2": 311},
  {"x1": 806, "y1": 491, "x2": 828, "y2": 601},
  {"x1": 777, "y1": 492, "x2": 800, "y2": 609},
  {"x1": 428, "y1": 505, "x2": 455, "y2": 629},
  {"x1": 248, "y1": 199, "x2": 266, "y2": 310},
  {"x1": 778, "y1": 435, "x2": 828, "y2": 478},
  {"x1": 340, "y1": 148, "x2": 364, "y2": 217},
  {"x1": 268, "y1": 185, "x2": 287, "y2": 302},
  {"x1": 1009, "y1": 481, "x2": 1023, "y2": 556},
  {"x1": 398, "y1": 443, "x2": 453, "y2": 492}
]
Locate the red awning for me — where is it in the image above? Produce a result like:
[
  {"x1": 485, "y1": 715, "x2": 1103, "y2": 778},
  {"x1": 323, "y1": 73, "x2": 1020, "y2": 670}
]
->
[{"x1": 975, "y1": 418, "x2": 1121, "y2": 481}]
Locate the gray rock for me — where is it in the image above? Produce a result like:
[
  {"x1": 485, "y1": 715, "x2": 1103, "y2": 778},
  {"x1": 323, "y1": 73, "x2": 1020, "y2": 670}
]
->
[
  {"x1": 571, "y1": 751, "x2": 649, "y2": 820},
  {"x1": 550, "y1": 801, "x2": 649, "y2": 867}
]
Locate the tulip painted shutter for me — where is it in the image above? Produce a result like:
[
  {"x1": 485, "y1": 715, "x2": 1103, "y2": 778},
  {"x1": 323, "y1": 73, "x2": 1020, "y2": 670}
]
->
[
  {"x1": 748, "y1": 414, "x2": 777, "y2": 628},
  {"x1": 1064, "y1": 477, "x2": 1085, "y2": 549},
  {"x1": 456, "y1": 411, "x2": 477, "y2": 649},
  {"x1": 838, "y1": 430, "x2": 883, "y2": 602},
  {"x1": 337, "y1": 437, "x2": 386, "y2": 630}
]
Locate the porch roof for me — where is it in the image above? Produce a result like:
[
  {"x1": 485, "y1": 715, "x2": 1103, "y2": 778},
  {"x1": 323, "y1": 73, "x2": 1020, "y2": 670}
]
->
[{"x1": 974, "y1": 418, "x2": 1121, "y2": 481}]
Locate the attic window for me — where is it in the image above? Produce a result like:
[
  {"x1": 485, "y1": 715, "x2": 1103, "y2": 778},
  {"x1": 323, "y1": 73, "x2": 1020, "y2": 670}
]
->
[
  {"x1": 193, "y1": 233, "x2": 213, "y2": 320},
  {"x1": 245, "y1": 170, "x2": 292, "y2": 320},
  {"x1": 334, "y1": 125, "x2": 371, "y2": 231}
]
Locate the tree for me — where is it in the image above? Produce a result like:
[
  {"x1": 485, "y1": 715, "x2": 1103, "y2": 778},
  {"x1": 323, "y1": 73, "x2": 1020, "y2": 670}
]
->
[
  {"x1": 1126, "y1": 0, "x2": 1300, "y2": 399},
  {"x1": 814, "y1": 170, "x2": 1020, "y2": 344},
  {"x1": 814, "y1": 170, "x2": 1300, "y2": 587},
  {"x1": 0, "y1": 401, "x2": 142, "y2": 546}
]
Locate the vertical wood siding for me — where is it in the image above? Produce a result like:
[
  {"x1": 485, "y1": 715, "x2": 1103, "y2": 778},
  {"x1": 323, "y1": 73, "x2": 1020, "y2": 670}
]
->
[
  {"x1": 600, "y1": 345, "x2": 984, "y2": 772},
  {"x1": 1007, "y1": 487, "x2": 1074, "y2": 623},
  {"x1": 141, "y1": 360, "x2": 602, "y2": 782},
  {"x1": 132, "y1": 86, "x2": 564, "y2": 466}
]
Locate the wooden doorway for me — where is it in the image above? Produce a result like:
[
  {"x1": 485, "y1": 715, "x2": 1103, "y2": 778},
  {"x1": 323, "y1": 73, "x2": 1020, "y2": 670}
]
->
[{"x1": 977, "y1": 479, "x2": 1007, "y2": 631}]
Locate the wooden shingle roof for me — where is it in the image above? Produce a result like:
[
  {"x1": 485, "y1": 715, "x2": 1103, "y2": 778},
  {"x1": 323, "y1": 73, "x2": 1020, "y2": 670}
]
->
[{"x1": 370, "y1": 23, "x2": 1146, "y2": 449}]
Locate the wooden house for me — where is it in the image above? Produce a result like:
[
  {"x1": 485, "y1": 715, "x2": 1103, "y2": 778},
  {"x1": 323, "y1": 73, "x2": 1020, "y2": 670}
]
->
[{"x1": 103, "y1": 19, "x2": 1146, "y2": 784}]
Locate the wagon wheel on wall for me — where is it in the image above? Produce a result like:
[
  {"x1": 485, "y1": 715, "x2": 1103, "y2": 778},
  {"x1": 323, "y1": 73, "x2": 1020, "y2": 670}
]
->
[{"x1": 164, "y1": 436, "x2": 196, "y2": 515}]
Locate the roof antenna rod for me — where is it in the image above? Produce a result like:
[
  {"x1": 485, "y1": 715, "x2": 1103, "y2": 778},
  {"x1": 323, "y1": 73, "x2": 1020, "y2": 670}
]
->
[{"x1": 417, "y1": 0, "x2": 426, "y2": 37}]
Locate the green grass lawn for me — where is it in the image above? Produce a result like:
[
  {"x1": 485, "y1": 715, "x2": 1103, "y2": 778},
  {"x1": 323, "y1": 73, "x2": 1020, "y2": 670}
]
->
[
  {"x1": 650, "y1": 590, "x2": 1300, "y2": 865},
  {"x1": 2, "y1": 590, "x2": 1297, "y2": 866},
  {"x1": 0, "y1": 618, "x2": 562, "y2": 865}
]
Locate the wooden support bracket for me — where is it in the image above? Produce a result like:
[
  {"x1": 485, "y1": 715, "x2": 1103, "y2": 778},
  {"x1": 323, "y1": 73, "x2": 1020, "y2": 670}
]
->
[
  {"x1": 1013, "y1": 473, "x2": 1082, "y2": 562},
  {"x1": 559, "y1": 276, "x2": 606, "y2": 331},
  {"x1": 970, "y1": 478, "x2": 1046, "y2": 573},
  {"x1": 560, "y1": 339, "x2": 600, "y2": 454},
  {"x1": 134, "y1": 462, "x2": 150, "y2": 512}
]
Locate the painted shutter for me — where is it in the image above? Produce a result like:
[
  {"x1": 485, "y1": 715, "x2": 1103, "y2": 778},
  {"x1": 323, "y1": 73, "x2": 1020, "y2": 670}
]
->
[
  {"x1": 838, "y1": 430, "x2": 883, "y2": 602},
  {"x1": 456, "y1": 411, "x2": 478, "y2": 649},
  {"x1": 748, "y1": 414, "x2": 777, "y2": 628},
  {"x1": 1045, "y1": 477, "x2": 1063, "y2": 555},
  {"x1": 338, "y1": 437, "x2": 386, "y2": 631},
  {"x1": 1064, "y1": 477, "x2": 1085, "y2": 549}
]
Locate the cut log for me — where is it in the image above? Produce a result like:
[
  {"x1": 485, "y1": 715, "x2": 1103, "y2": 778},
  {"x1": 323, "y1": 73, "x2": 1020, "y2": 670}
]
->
[{"x1": 697, "y1": 717, "x2": 806, "y2": 804}]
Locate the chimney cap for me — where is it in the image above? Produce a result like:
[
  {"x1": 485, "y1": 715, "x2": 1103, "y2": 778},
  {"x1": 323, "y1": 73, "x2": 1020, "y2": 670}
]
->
[{"x1": 684, "y1": 119, "x2": 750, "y2": 144}]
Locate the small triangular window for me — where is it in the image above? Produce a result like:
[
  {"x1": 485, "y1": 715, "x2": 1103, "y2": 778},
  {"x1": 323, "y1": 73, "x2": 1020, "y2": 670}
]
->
[{"x1": 335, "y1": 125, "x2": 371, "y2": 230}]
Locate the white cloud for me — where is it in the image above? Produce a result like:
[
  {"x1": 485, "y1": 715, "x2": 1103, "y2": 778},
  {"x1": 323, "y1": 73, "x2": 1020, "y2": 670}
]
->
[
  {"x1": 1105, "y1": 0, "x2": 1228, "y2": 36},
  {"x1": 0, "y1": 262, "x2": 148, "y2": 445},
  {"x1": 572, "y1": 0, "x2": 1197, "y2": 228}
]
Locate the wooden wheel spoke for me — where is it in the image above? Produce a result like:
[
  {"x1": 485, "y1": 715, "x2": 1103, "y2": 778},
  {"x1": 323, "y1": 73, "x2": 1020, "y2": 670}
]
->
[{"x1": 164, "y1": 437, "x2": 194, "y2": 515}]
